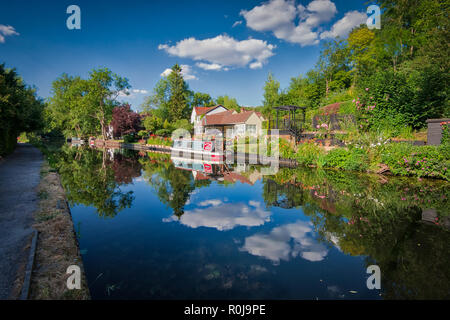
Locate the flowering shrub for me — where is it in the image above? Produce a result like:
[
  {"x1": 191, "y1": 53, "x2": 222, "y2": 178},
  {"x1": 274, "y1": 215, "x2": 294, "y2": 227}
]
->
[
  {"x1": 441, "y1": 121, "x2": 449, "y2": 145},
  {"x1": 294, "y1": 141, "x2": 325, "y2": 166},
  {"x1": 380, "y1": 143, "x2": 450, "y2": 180},
  {"x1": 279, "y1": 138, "x2": 296, "y2": 159},
  {"x1": 147, "y1": 135, "x2": 172, "y2": 147}
]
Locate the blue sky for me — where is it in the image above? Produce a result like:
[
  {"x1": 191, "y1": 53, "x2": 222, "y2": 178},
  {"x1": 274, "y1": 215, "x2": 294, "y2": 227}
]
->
[{"x1": 0, "y1": 0, "x2": 369, "y2": 109}]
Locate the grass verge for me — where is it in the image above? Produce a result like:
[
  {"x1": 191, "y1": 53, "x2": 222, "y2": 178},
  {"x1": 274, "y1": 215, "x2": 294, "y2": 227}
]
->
[{"x1": 29, "y1": 161, "x2": 90, "y2": 300}]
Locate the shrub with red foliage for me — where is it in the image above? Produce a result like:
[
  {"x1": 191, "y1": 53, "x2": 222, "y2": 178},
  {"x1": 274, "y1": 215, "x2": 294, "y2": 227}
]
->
[
  {"x1": 110, "y1": 104, "x2": 141, "y2": 138},
  {"x1": 112, "y1": 153, "x2": 142, "y2": 184}
]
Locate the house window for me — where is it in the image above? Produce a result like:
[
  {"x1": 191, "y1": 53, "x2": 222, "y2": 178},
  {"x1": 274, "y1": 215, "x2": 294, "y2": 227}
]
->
[
  {"x1": 246, "y1": 124, "x2": 256, "y2": 135},
  {"x1": 235, "y1": 124, "x2": 245, "y2": 136},
  {"x1": 195, "y1": 126, "x2": 203, "y2": 134}
]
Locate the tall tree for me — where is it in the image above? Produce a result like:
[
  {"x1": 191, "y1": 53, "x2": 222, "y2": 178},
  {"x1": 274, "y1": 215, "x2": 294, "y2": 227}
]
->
[
  {"x1": 47, "y1": 68, "x2": 130, "y2": 138},
  {"x1": 167, "y1": 64, "x2": 189, "y2": 121},
  {"x1": 0, "y1": 64, "x2": 44, "y2": 155},
  {"x1": 347, "y1": 27, "x2": 378, "y2": 82},
  {"x1": 142, "y1": 64, "x2": 191, "y2": 122},
  {"x1": 262, "y1": 72, "x2": 280, "y2": 116},
  {"x1": 317, "y1": 39, "x2": 351, "y2": 97},
  {"x1": 216, "y1": 95, "x2": 240, "y2": 112},
  {"x1": 191, "y1": 92, "x2": 214, "y2": 107},
  {"x1": 141, "y1": 78, "x2": 170, "y2": 120},
  {"x1": 85, "y1": 68, "x2": 130, "y2": 139}
]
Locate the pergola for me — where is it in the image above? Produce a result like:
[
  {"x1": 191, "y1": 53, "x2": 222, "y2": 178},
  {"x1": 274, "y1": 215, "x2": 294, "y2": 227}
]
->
[{"x1": 272, "y1": 105, "x2": 307, "y2": 131}]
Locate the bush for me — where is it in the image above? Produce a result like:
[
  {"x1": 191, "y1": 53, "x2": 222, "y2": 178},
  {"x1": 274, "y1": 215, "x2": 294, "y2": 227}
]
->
[
  {"x1": 380, "y1": 143, "x2": 450, "y2": 180},
  {"x1": 123, "y1": 134, "x2": 136, "y2": 143},
  {"x1": 172, "y1": 119, "x2": 192, "y2": 132},
  {"x1": 294, "y1": 142, "x2": 325, "y2": 166},
  {"x1": 279, "y1": 138, "x2": 296, "y2": 159},
  {"x1": 147, "y1": 135, "x2": 172, "y2": 147},
  {"x1": 358, "y1": 68, "x2": 447, "y2": 130},
  {"x1": 138, "y1": 130, "x2": 148, "y2": 139},
  {"x1": 143, "y1": 116, "x2": 163, "y2": 133},
  {"x1": 441, "y1": 122, "x2": 450, "y2": 145},
  {"x1": 155, "y1": 128, "x2": 172, "y2": 137},
  {"x1": 324, "y1": 147, "x2": 369, "y2": 172}
]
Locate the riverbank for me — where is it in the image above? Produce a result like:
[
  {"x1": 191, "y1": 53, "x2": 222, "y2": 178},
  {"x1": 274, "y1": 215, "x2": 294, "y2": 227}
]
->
[
  {"x1": 93, "y1": 136, "x2": 450, "y2": 181},
  {"x1": 29, "y1": 160, "x2": 90, "y2": 299},
  {"x1": 280, "y1": 139, "x2": 450, "y2": 181}
]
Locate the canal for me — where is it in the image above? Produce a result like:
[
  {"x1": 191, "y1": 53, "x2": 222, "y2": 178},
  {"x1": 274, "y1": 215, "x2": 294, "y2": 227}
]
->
[{"x1": 48, "y1": 145, "x2": 450, "y2": 299}]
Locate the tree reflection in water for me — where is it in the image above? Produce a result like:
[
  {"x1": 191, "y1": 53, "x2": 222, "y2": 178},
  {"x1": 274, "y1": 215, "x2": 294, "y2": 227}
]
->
[
  {"x1": 51, "y1": 147, "x2": 449, "y2": 299},
  {"x1": 262, "y1": 168, "x2": 450, "y2": 299},
  {"x1": 49, "y1": 145, "x2": 135, "y2": 218}
]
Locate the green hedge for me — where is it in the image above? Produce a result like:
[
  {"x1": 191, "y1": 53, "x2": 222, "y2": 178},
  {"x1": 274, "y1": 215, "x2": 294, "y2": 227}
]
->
[
  {"x1": 380, "y1": 143, "x2": 450, "y2": 180},
  {"x1": 0, "y1": 128, "x2": 18, "y2": 156},
  {"x1": 281, "y1": 138, "x2": 449, "y2": 180}
]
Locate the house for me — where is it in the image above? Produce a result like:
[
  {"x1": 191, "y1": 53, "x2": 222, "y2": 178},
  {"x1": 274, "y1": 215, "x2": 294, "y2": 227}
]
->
[
  {"x1": 191, "y1": 105, "x2": 228, "y2": 135},
  {"x1": 191, "y1": 105, "x2": 265, "y2": 138}
]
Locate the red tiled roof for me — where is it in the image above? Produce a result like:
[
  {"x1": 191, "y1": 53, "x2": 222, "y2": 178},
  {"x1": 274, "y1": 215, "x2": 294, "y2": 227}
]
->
[
  {"x1": 194, "y1": 105, "x2": 226, "y2": 116},
  {"x1": 255, "y1": 111, "x2": 265, "y2": 119},
  {"x1": 202, "y1": 110, "x2": 257, "y2": 126}
]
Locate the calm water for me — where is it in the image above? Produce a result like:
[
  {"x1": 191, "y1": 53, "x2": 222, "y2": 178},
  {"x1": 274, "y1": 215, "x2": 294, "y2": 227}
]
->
[{"x1": 50, "y1": 146, "x2": 450, "y2": 299}]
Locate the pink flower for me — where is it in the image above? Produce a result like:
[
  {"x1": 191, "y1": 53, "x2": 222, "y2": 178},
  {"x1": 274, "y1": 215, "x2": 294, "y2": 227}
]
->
[
  {"x1": 365, "y1": 88, "x2": 369, "y2": 91},
  {"x1": 352, "y1": 99, "x2": 356, "y2": 103}
]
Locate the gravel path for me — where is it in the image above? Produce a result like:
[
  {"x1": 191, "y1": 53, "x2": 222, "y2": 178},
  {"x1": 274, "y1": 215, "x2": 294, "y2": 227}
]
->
[{"x1": 0, "y1": 144, "x2": 43, "y2": 299}]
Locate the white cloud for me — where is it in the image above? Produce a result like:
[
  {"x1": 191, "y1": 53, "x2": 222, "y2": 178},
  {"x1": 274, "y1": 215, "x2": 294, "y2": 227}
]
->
[
  {"x1": 118, "y1": 90, "x2": 130, "y2": 97},
  {"x1": 241, "y1": 0, "x2": 362, "y2": 46},
  {"x1": 241, "y1": 0, "x2": 335, "y2": 46},
  {"x1": 158, "y1": 35, "x2": 275, "y2": 70},
  {"x1": 196, "y1": 62, "x2": 224, "y2": 71},
  {"x1": 163, "y1": 200, "x2": 272, "y2": 231},
  {"x1": 320, "y1": 11, "x2": 367, "y2": 39},
  {"x1": 160, "y1": 68, "x2": 172, "y2": 77},
  {"x1": 118, "y1": 88, "x2": 149, "y2": 98},
  {"x1": 249, "y1": 61, "x2": 263, "y2": 69},
  {"x1": 160, "y1": 64, "x2": 197, "y2": 80},
  {"x1": 240, "y1": 221, "x2": 328, "y2": 264},
  {"x1": 0, "y1": 24, "x2": 19, "y2": 43},
  {"x1": 241, "y1": 0, "x2": 297, "y2": 33},
  {"x1": 303, "y1": 0, "x2": 337, "y2": 27},
  {"x1": 198, "y1": 199, "x2": 223, "y2": 207},
  {"x1": 132, "y1": 89, "x2": 149, "y2": 94},
  {"x1": 232, "y1": 20, "x2": 243, "y2": 28}
]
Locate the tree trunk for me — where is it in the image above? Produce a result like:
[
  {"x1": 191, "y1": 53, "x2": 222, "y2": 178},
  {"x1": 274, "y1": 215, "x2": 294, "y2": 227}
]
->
[{"x1": 99, "y1": 101, "x2": 107, "y2": 140}]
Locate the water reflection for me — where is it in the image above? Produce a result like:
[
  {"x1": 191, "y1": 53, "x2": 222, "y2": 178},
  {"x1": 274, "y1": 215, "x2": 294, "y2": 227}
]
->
[
  {"x1": 55, "y1": 146, "x2": 449, "y2": 299},
  {"x1": 164, "y1": 200, "x2": 271, "y2": 231},
  {"x1": 241, "y1": 221, "x2": 328, "y2": 264},
  {"x1": 48, "y1": 145, "x2": 134, "y2": 217}
]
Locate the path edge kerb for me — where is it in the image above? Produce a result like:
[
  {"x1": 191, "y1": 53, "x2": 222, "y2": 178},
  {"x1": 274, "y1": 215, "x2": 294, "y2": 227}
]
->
[{"x1": 19, "y1": 229, "x2": 38, "y2": 300}]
